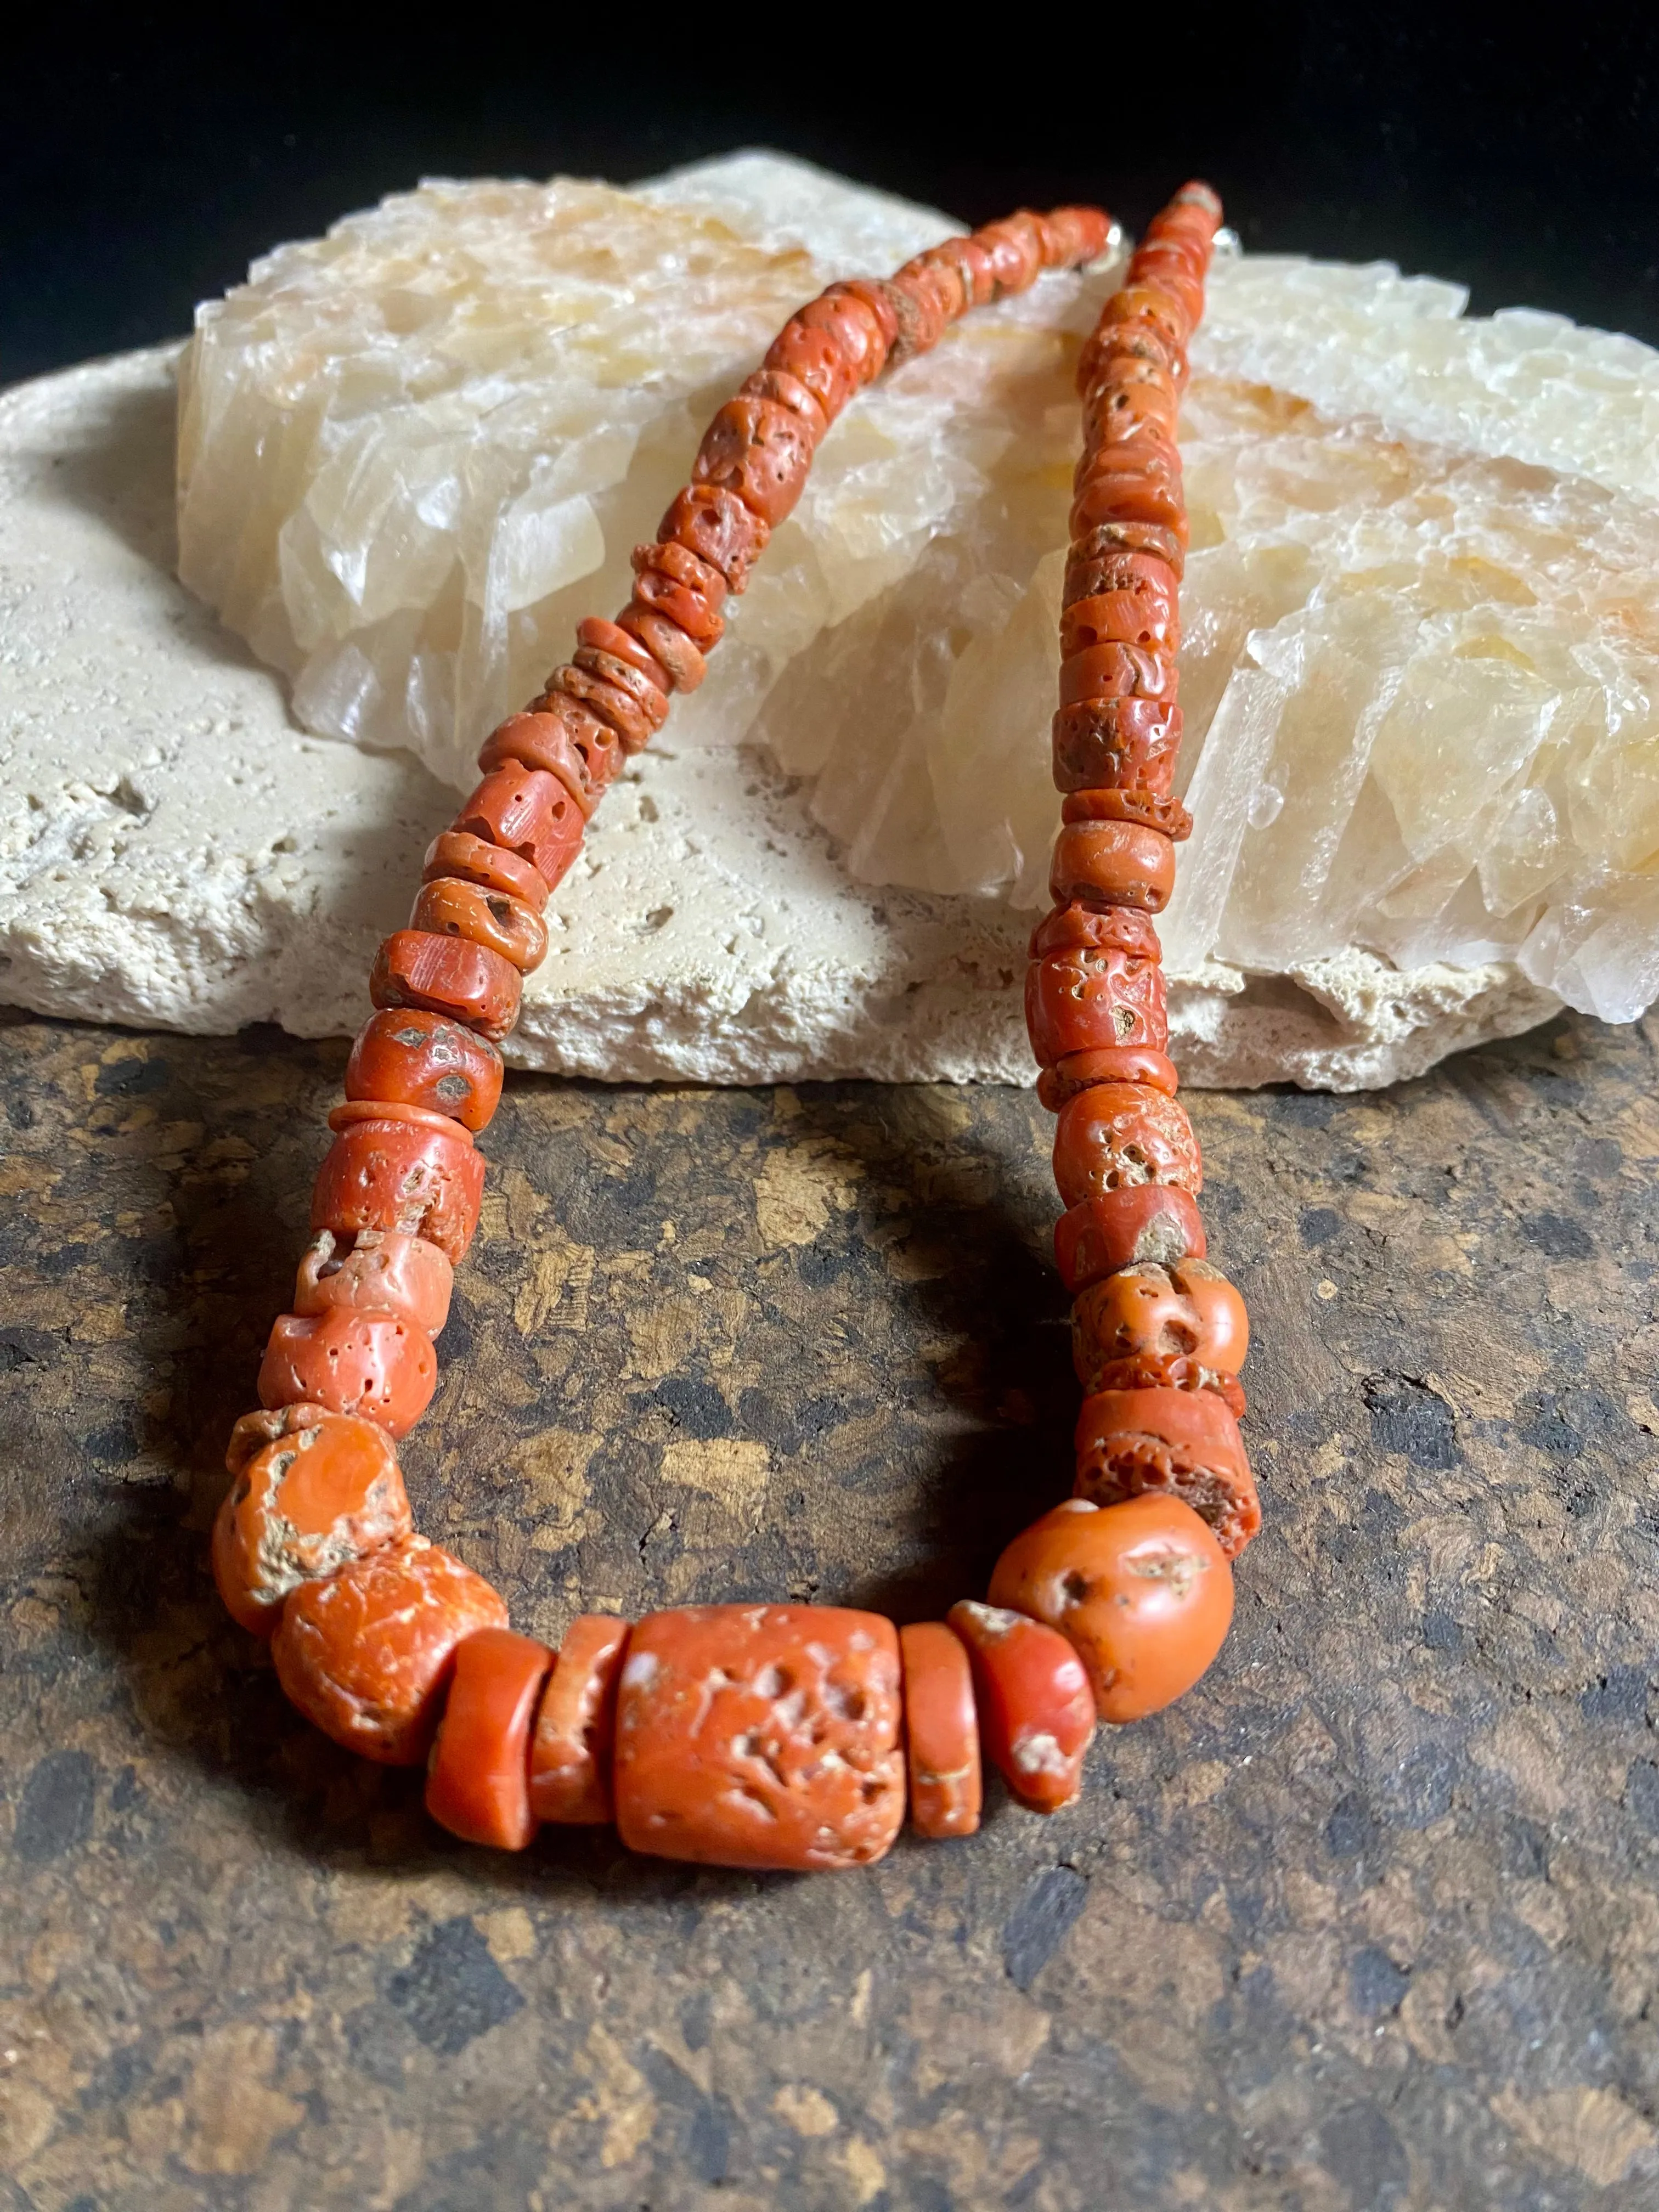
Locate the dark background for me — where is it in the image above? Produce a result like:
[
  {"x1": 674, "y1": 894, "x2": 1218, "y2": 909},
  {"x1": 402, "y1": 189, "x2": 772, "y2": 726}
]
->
[{"x1": 2, "y1": 5, "x2": 1657, "y2": 384}]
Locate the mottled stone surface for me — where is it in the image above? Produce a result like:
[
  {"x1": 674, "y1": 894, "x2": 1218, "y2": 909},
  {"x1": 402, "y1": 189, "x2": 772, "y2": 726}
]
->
[{"x1": 2, "y1": 1008, "x2": 1657, "y2": 2209}]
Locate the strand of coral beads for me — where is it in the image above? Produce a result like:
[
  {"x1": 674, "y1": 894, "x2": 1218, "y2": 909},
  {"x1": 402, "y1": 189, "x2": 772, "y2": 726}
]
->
[{"x1": 214, "y1": 189, "x2": 1246, "y2": 1875}]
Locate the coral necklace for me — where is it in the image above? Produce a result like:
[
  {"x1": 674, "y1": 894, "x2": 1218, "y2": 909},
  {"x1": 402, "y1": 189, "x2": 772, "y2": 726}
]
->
[{"x1": 212, "y1": 185, "x2": 1250, "y2": 1870}]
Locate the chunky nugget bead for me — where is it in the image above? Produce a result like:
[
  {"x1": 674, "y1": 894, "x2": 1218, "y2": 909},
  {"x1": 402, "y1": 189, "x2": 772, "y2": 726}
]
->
[
  {"x1": 425, "y1": 1628, "x2": 555, "y2": 1850},
  {"x1": 1025, "y1": 941, "x2": 1168, "y2": 1064},
  {"x1": 1072, "y1": 1260, "x2": 1249, "y2": 1376},
  {"x1": 312, "y1": 1116, "x2": 484, "y2": 1265},
  {"x1": 371, "y1": 930, "x2": 522, "y2": 1043},
  {"x1": 657, "y1": 484, "x2": 770, "y2": 593},
  {"x1": 293, "y1": 1227, "x2": 453, "y2": 1338},
  {"x1": 528, "y1": 1613, "x2": 630, "y2": 1825},
  {"x1": 693, "y1": 393, "x2": 817, "y2": 527},
  {"x1": 613, "y1": 1605, "x2": 905, "y2": 1871},
  {"x1": 946, "y1": 1601, "x2": 1095, "y2": 1813},
  {"x1": 273, "y1": 1533, "x2": 508, "y2": 1765},
  {"x1": 1074, "y1": 1386, "x2": 1261, "y2": 1557},
  {"x1": 346, "y1": 1010, "x2": 504, "y2": 1134},
  {"x1": 212, "y1": 1409, "x2": 411, "y2": 1634},
  {"x1": 989, "y1": 1496, "x2": 1232, "y2": 1723},
  {"x1": 478, "y1": 704, "x2": 621, "y2": 816},
  {"x1": 258, "y1": 1310, "x2": 437, "y2": 1438},
  {"x1": 411, "y1": 877, "x2": 549, "y2": 974},
  {"x1": 1052, "y1": 1082, "x2": 1203, "y2": 1204},
  {"x1": 1054, "y1": 1186, "x2": 1209, "y2": 1289},
  {"x1": 1052, "y1": 699, "x2": 1183, "y2": 795},
  {"x1": 456, "y1": 764, "x2": 585, "y2": 889},
  {"x1": 898, "y1": 1621, "x2": 982, "y2": 1839}
]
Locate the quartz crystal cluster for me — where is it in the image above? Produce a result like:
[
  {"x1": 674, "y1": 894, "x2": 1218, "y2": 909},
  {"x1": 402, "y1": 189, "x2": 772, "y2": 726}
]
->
[{"x1": 176, "y1": 153, "x2": 1659, "y2": 1034}]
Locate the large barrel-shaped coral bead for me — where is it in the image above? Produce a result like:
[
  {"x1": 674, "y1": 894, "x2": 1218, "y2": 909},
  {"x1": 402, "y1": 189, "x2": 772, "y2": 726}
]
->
[
  {"x1": 311, "y1": 1117, "x2": 484, "y2": 1266},
  {"x1": 989, "y1": 1497, "x2": 1232, "y2": 1724},
  {"x1": 613, "y1": 1605, "x2": 906, "y2": 1870},
  {"x1": 425, "y1": 1628, "x2": 555, "y2": 1849},
  {"x1": 1049, "y1": 820, "x2": 1177, "y2": 913},
  {"x1": 371, "y1": 930, "x2": 522, "y2": 1043},
  {"x1": 1025, "y1": 944, "x2": 1168, "y2": 1065},
  {"x1": 273, "y1": 1534, "x2": 509, "y2": 1764},
  {"x1": 212, "y1": 1409, "x2": 411, "y2": 1634}
]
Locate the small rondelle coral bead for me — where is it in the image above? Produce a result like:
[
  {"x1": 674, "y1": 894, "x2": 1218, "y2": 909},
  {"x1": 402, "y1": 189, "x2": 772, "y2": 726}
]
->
[
  {"x1": 478, "y1": 703, "x2": 622, "y2": 816},
  {"x1": 422, "y1": 830, "x2": 550, "y2": 912},
  {"x1": 212, "y1": 1409, "x2": 411, "y2": 1635},
  {"x1": 1037, "y1": 1046, "x2": 1180, "y2": 1110},
  {"x1": 311, "y1": 1116, "x2": 485, "y2": 1266},
  {"x1": 425, "y1": 1627, "x2": 555, "y2": 1850},
  {"x1": 898, "y1": 1621, "x2": 982, "y2": 1839},
  {"x1": 292, "y1": 1228, "x2": 453, "y2": 1339},
  {"x1": 528, "y1": 1614, "x2": 631, "y2": 1825},
  {"x1": 346, "y1": 1010, "x2": 504, "y2": 1135},
  {"x1": 989, "y1": 1497, "x2": 1233, "y2": 1724},
  {"x1": 613, "y1": 1606, "x2": 905, "y2": 1871},
  {"x1": 258, "y1": 1310, "x2": 437, "y2": 1438},
  {"x1": 946, "y1": 1601, "x2": 1096, "y2": 1814},
  {"x1": 273, "y1": 1533, "x2": 508, "y2": 1765},
  {"x1": 1054, "y1": 1186, "x2": 1209, "y2": 1289}
]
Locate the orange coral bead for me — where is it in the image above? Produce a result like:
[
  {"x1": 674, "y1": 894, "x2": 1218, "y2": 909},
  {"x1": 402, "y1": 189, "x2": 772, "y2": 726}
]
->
[
  {"x1": 1061, "y1": 588, "x2": 1178, "y2": 658},
  {"x1": 1053, "y1": 1083, "x2": 1202, "y2": 1205},
  {"x1": 613, "y1": 1605, "x2": 905, "y2": 1871},
  {"x1": 1054, "y1": 1186, "x2": 1208, "y2": 1290},
  {"x1": 421, "y1": 829, "x2": 551, "y2": 912},
  {"x1": 311, "y1": 1116, "x2": 485, "y2": 1265},
  {"x1": 527, "y1": 1613, "x2": 630, "y2": 1825},
  {"x1": 1074, "y1": 1385, "x2": 1261, "y2": 1558},
  {"x1": 258, "y1": 1310, "x2": 437, "y2": 1438},
  {"x1": 693, "y1": 393, "x2": 817, "y2": 528},
  {"x1": 988, "y1": 1497, "x2": 1233, "y2": 1723},
  {"x1": 762, "y1": 318, "x2": 857, "y2": 424},
  {"x1": 410, "y1": 877, "x2": 548, "y2": 975},
  {"x1": 1058, "y1": 642, "x2": 1178, "y2": 707},
  {"x1": 274, "y1": 1533, "x2": 508, "y2": 1765},
  {"x1": 898, "y1": 1621, "x2": 981, "y2": 1839},
  {"x1": 224, "y1": 1400, "x2": 329, "y2": 1479},
  {"x1": 345, "y1": 1009, "x2": 504, "y2": 1135},
  {"x1": 1059, "y1": 788, "x2": 1193, "y2": 840},
  {"x1": 425, "y1": 1627, "x2": 555, "y2": 1850},
  {"x1": 616, "y1": 603, "x2": 707, "y2": 692},
  {"x1": 1025, "y1": 943, "x2": 1169, "y2": 1065},
  {"x1": 1037, "y1": 1047, "x2": 1181, "y2": 1110},
  {"x1": 657, "y1": 484, "x2": 771, "y2": 594},
  {"x1": 212, "y1": 1409, "x2": 411, "y2": 1635},
  {"x1": 292, "y1": 1227, "x2": 453, "y2": 1338},
  {"x1": 478, "y1": 703, "x2": 622, "y2": 817},
  {"x1": 370, "y1": 930, "x2": 523, "y2": 1043},
  {"x1": 1073, "y1": 1259, "x2": 1249, "y2": 1375},
  {"x1": 455, "y1": 765, "x2": 585, "y2": 891},
  {"x1": 947, "y1": 1602, "x2": 1095, "y2": 1813},
  {"x1": 1052, "y1": 698, "x2": 1182, "y2": 795},
  {"x1": 1049, "y1": 820, "x2": 1177, "y2": 914},
  {"x1": 576, "y1": 614, "x2": 669, "y2": 691}
]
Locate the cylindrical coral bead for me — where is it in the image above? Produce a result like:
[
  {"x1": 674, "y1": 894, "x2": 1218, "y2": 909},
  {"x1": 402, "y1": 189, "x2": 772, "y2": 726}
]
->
[
  {"x1": 1052, "y1": 699, "x2": 1183, "y2": 796},
  {"x1": 1074, "y1": 1386, "x2": 1261, "y2": 1558},
  {"x1": 1054, "y1": 1186, "x2": 1209, "y2": 1290},
  {"x1": 273, "y1": 1533, "x2": 508, "y2": 1765},
  {"x1": 371, "y1": 930, "x2": 522, "y2": 1043},
  {"x1": 988, "y1": 1497, "x2": 1233, "y2": 1724},
  {"x1": 455, "y1": 765, "x2": 585, "y2": 891},
  {"x1": 425, "y1": 1628, "x2": 555, "y2": 1850},
  {"x1": 898, "y1": 1621, "x2": 982, "y2": 1839},
  {"x1": 1025, "y1": 943, "x2": 1169, "y2": 1065}
]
